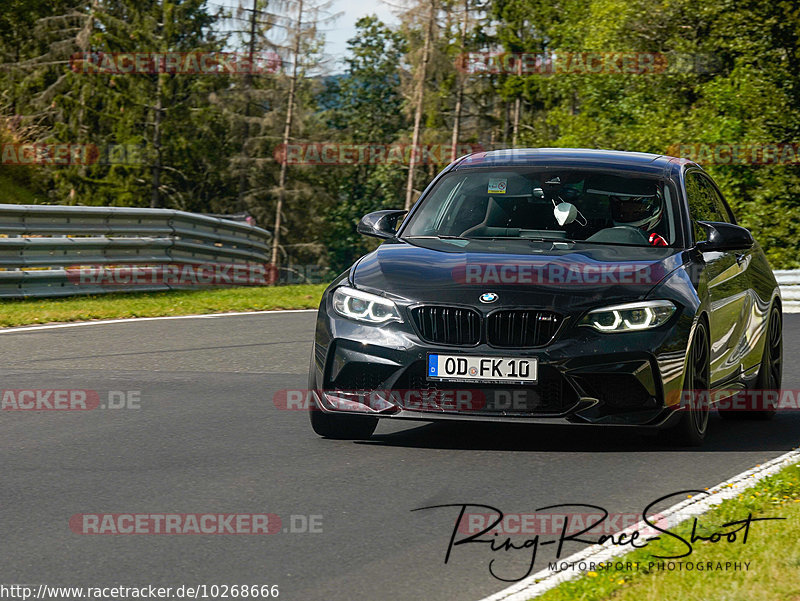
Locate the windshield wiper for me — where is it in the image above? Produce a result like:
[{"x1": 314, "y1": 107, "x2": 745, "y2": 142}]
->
[
  {"x1": 527, "y1": 237, "x2": 578, "y2": 244},
  {"x1": 404, "y1": 235, "x2": 472, "y2": 240},
  {"x1": 408, "y1": 234, "x2": 580, "y2": 244},
  {"x1": 405, "y1": 235, "x2": 467, "y2": 240}
]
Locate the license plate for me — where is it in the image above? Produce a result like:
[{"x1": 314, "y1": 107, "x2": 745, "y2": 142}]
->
[{"x1": 427, "y1": 354, "x2": 537, "y2": 383}]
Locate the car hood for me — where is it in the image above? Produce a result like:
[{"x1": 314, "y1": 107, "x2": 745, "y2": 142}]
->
[{"x1": 350, "y1": 238, "x2": 688, "y2": 311}]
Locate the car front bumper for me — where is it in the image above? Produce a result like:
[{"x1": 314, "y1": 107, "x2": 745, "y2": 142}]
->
[{"x1": 308, "y1": 296, "x2": 696, "y2": 428}]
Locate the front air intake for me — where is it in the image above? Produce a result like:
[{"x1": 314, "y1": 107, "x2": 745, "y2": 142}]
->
[
  {"x1": 487, "y1": 310, "x2": 562, "y2": 347},
  {"x1": 410, "y1": 306, "x2": 481, "y2": 346}
]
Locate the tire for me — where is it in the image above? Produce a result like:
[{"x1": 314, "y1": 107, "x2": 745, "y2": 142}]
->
[
  {"x1": 750, "y1": 305, "x2": 782, "y2": 420},
  {"x1": 673, "y1": 319, "x2": 711, "y2": 447},
  {"x1": 309, "y1": 403, "x2": 378, "y2": 439}
]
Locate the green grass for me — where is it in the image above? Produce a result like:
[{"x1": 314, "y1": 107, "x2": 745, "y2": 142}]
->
[
  {"x1": 0, "y1": 284, "x2": 328, "y2": 327},
  {"x1": 533, "y1": 461, "x2": 800, "y2": 601}
]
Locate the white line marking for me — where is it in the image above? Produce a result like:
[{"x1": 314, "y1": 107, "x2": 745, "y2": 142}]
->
[
  {"x1": 0, "y1": 309, "x2": 317, "y2": 334},
  {"x1": 478, "y1": 446, "x2": 800, "y2": 601}
]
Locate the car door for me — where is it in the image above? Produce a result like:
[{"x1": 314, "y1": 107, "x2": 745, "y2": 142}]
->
[
  {"x1": 685, "y1": 169, "x2": 751, "y2": 387},
  {"x1": 703, "y1": 175, "x2": 762, "y2": 376}
]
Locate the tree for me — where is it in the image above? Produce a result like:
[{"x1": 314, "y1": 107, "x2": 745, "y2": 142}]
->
[
  {"x1": 218, "y1": 0, "x2": 280, "y2": 216},
  {"x1": 400, "y1": 0, "x2": 438, "y2": 210},
  {"x1": 268, "y1": 0, "x2": 338, "y2": 268},
  {"x1": 318, "y1": 15, "x2": 408, "y2": 271}
]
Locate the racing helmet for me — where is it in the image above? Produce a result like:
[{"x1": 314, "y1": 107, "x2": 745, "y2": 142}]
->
[{"x1": 610, "y1": 189, "x2": 664, "y2": 231}]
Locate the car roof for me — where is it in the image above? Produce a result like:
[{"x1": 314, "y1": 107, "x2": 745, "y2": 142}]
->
[{"x1": 450, "y1": 147, "x2": 690, "y2": 175}]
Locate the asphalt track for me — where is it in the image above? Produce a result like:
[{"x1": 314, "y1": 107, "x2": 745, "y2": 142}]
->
[{"x1": 1, "y1": 311, "x2": 799, "y2": 601}]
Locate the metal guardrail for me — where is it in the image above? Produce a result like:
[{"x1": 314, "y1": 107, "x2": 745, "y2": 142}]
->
[
  {"x1": 1, "y1": 205, "x2": 798, "y2": 300},
  {"x1": 0, "y1": 204, "x2": 274, "y2": 298}
]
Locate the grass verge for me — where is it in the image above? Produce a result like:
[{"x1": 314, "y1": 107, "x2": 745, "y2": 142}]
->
[
  {"x1": 0, "y1": 284, "x2": 327, "y2": 327},
  {"x1": 533, "y1": 460, "x2": 800, "y2": 601}
]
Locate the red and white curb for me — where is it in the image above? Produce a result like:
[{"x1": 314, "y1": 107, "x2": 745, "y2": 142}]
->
[{"x1": 478, "y1": 446, "x2": 800, "y2": 601}]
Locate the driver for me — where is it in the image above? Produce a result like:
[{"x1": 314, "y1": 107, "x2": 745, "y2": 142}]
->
[{"x1": 610, "y1": 190, "x2": 667, "y2": 246}]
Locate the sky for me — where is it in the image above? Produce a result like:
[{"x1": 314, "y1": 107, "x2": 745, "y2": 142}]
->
[
  {"x1": 324, "y1": 0, "x2": 399, "y2": 69},
  {"x1": 218, "y1": 0, "x2": 400, "y2": 73}
]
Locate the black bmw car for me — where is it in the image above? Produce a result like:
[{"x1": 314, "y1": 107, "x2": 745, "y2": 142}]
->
[{"x1": 308, "y1": 148, "x2": 782, "y2": 446}]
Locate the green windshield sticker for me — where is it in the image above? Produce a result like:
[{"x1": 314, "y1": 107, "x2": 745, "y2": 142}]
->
[{"x1": 488, "y1": 178, "x2": 507, "y2": 194}]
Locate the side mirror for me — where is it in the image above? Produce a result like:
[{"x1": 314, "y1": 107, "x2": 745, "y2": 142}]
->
[
  {"x1": 357, "y1": 209, "x2": 407, "y2": 240},
  {"x1": 696, "y1": 221, "x2": 754, "y2": 252}
]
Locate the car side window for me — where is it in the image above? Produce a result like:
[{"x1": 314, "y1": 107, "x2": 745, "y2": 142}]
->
[
  {"x1": 701, "y1": 176, "x2": 735, "y2": 225},
  {"x1": 685, "y1": 171, "x2": 725, "y2": 242}
]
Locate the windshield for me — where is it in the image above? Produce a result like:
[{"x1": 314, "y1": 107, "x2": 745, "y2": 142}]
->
[{"x1": 401, "y1": 167, "x2": 676, "y2": 247}]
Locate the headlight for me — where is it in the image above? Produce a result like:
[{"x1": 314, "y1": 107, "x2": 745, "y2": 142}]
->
[
  {"x1": 579, "y1": 300, "x2": 676, "y2": 332},
  {"x1": 332, "y1": 286, "x2": 402, "y2": 324}
]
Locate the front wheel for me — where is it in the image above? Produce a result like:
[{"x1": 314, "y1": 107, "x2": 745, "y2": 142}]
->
[
  {"x1": 673, "y1": 320, "x2": 710, "y2": 447},
  {"x1": 310, "y1": 404, "x2": 378, "y2": 439}
]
